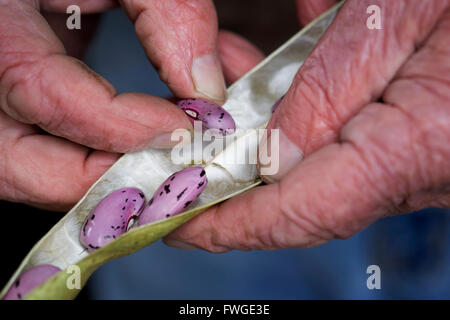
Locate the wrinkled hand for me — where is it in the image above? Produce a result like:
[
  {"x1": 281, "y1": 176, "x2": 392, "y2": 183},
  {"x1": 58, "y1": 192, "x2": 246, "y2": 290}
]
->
[
  {"x1": 0, "y1": 0, "x2": 233, "y2": 210},
  {"x1": 165, "y1": 0, "x2": 450, "y2": 252}
]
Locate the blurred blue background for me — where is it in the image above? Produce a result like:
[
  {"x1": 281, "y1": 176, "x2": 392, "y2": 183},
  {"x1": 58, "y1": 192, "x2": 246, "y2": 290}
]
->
[{"x1": 83, "y1": 9, "x2": 450, "y2": 300}]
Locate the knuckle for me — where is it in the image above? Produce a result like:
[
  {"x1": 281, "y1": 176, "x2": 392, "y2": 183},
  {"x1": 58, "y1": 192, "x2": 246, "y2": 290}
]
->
[
  {"x1": 276, "y1": 182, "x2": 336, "y2": 247},
  {"x1": 1, "y1": 60, "x2": 38, "y2": 123},
  {"x1": 292, "y1": 51, "x2": 344, "y2": 126},
  {"x1": 385, "y1": 78, "x2": 450, "y2": 191},
  {"x1": 342, "y1": 99, "x2": 450, "y2": 215},
  {"x1": 345, "y1": 106, "x2": 417, "y2": 204},
  {"x1": 400, "y1": 186, "x2": 450, "y2": 213},
  {"x1": 283, "y1": 57, "x2": 343, "y2": 153},
  {"x1": 313, "y1": 145, "x2": 388, "y2": 238},
  {"x1": 290, "y1": 68, "x2": 337, "y2": 127},
  {"x1": 1, "y1": 55, "x2": 58, "y2": 127}
]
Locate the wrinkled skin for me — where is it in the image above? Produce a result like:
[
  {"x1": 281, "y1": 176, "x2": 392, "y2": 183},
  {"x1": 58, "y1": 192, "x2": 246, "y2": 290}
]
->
[
  {"x1": 164, "y1": 0, "x2": 450, "y2": 252},
  {"x1": 0, "y1": 0, "x2": 448, "y2": 253}
]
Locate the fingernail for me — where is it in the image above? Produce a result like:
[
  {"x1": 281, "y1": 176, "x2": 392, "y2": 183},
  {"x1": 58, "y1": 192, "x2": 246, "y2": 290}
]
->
[
  {"x1": 191, "y1": 54, "x2": 227, "y2": 101},
  {"x1": 148, "y1": 131, "x2": 190, "y2": 149},
  {"x1": 258, "y1": 125, "x2": 303, "y2": 183},
  {"x1": 165, "y1": 239, "x2": 198, "y2": 250}
]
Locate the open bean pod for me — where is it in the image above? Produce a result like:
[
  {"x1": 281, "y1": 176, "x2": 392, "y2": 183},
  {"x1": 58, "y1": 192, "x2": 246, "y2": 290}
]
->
[{"x1": 0, "y1": 4, "x2": 341, "y2": 300}]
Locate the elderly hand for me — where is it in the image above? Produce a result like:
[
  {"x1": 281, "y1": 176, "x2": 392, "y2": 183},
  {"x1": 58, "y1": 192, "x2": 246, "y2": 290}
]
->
[
  {"x1": 165, "y1": 0, "x2": 450, "y2": 251},
  {"x1": 0, "y1": 0, "x2": 231, "y2": 210}
]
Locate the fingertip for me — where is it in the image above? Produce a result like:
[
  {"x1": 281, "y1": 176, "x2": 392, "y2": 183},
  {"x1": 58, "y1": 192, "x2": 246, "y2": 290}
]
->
[
  {"x1": 108, "y1": 93, "x2": 193, "y2": 151},
  {"x1": 123, "y1": 0, "x2": 227, "y2": 102}
]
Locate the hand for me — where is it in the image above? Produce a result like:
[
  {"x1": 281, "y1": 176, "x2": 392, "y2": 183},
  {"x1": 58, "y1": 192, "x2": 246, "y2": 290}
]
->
[
  {"x1": 165, "y1": 0, "x2": 450, "y2": 252},
  {"x1": 0, "y1": 0, "x2": 230, "y2": 210}
]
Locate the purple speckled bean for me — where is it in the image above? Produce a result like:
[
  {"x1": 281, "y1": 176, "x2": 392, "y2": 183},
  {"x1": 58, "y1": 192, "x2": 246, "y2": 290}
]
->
[
  {"x1": 3, "y1": 264, "x2": 61, "y2": 300},
  {"x1": 271, "y1": 96, "x2": 284, "y2": 113},
  {"x1": 80, "y1": 187, "x2": 146, "y2": 252},
  {"x1": 177, "y1": 99, "x2": 235, "y2": 135},
  {"x1": 139, "y1": 167, "x2": 208, "y2": 226}
]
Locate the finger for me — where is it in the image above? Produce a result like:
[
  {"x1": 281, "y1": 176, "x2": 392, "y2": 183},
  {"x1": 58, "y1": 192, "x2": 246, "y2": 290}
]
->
[
  {"x1": 217, "y1": 30, "x2": 265, "y2": 84},
  {"x1": 119, "y1": 0, "x2": 227, "y2": 103},
  {"x1": 374, "y1": 5, "x2": 450, "y2": 213},
  {"x1": 295, "y1": 0, "x2": 336, "y2": 27},
  {"x1": 0, "y1": 111, "x2": 119, "y2": 211},
  {"x1": 260, "y1": 0, "x2": 450, "y2": 182},
  {"x1": 0, "y1": 1, "x2": 192, "y2": 152}
]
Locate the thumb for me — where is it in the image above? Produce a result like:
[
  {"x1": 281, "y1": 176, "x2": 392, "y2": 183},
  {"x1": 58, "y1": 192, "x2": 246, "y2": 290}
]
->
[
  {"x1": 260, "y1": 0, "x2": 447, "y2": 182},
  {"x1": 164, "y1": 101, "x2": 450, "y2": 251}
]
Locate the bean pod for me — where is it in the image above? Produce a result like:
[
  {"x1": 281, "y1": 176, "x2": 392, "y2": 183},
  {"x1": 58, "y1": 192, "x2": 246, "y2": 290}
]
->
[
  {"x1": 3, "y1": 264, "x2": 61, "y2": 300},
  {"x1": 139, "y1": 167, "x2": 208, "y2": 226},
  {"x1": 80, "y1": 187, "x2": 146, "y2": 252},
  {"x1": 177, "y1": 99, "x2": 235, "y2": 135}
]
